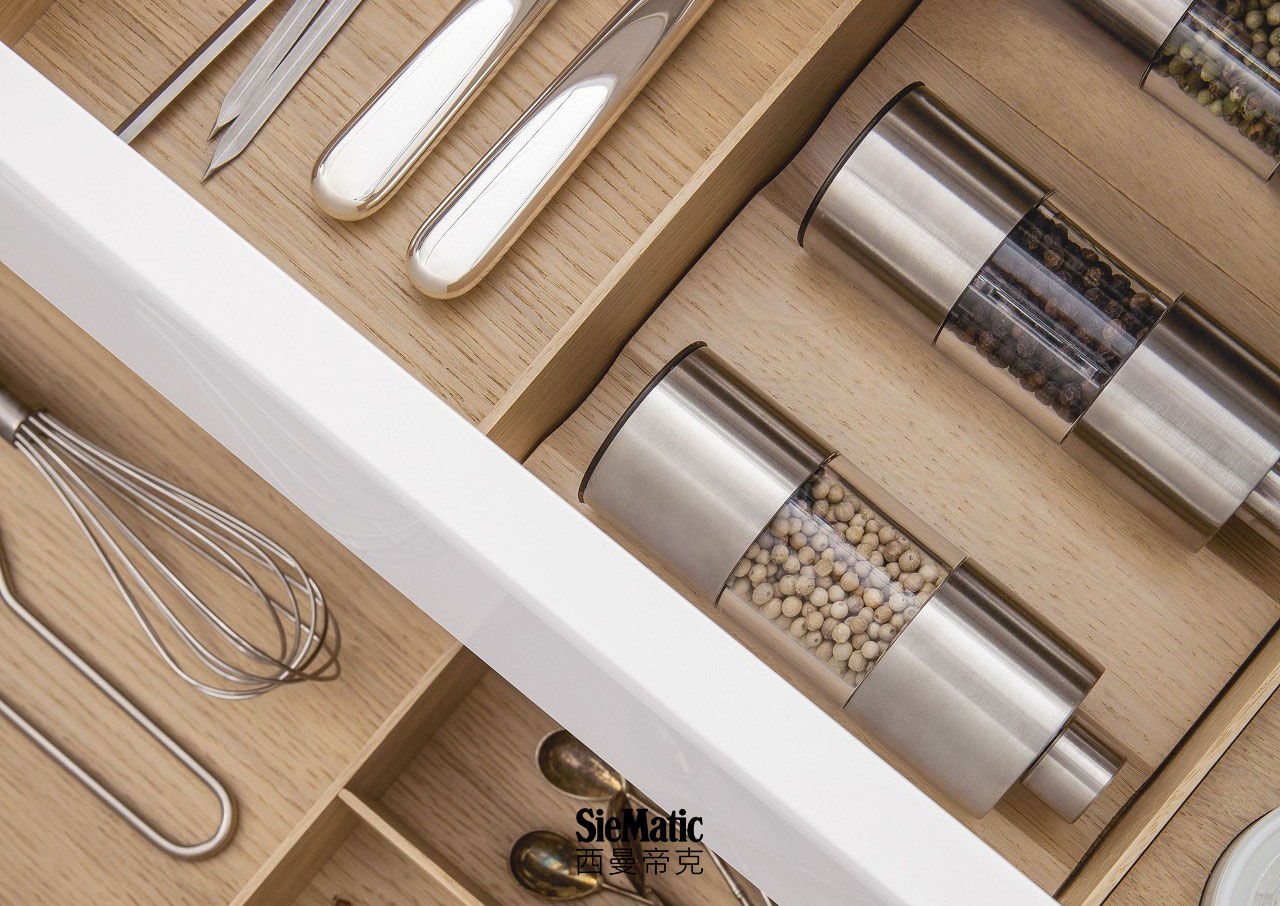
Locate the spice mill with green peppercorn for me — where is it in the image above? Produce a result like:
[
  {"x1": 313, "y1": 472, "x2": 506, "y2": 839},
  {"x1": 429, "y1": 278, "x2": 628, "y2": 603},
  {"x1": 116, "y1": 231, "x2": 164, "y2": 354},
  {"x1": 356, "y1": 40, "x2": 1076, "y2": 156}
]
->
[{"x1": 1071, "y1": 0, "x2": 1280, "y2": 178}]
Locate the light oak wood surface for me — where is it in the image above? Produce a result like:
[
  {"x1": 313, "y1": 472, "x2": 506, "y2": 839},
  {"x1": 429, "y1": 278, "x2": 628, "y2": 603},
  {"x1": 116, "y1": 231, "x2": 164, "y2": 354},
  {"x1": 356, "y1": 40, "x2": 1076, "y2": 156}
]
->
[
  {"x1": 4, "y1": 0, "x2": 1280, "y2": 901},
  {"x1": 525, "y1": 24, "x2": 1280, "y2": 890},
  {"x1": 12, "y1": 0, "x2": 838, "y2": 426},
  {"x1": 0, "y1": 265, "x2": 456, "y2": 905},
  {"x1": 380, "y1": 672, "x2": 747, "y2": 906},
  {"x1": 1108, "y1": 687, "x2": 1280, "y2": 906}
]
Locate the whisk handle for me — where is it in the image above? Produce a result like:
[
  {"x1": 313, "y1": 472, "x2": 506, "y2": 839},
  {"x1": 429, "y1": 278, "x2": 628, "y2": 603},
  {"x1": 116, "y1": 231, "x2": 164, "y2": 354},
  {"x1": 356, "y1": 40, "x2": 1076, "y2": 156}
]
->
[{"x1": 0, "y1": 384, "x2": 31, "y2": 444}]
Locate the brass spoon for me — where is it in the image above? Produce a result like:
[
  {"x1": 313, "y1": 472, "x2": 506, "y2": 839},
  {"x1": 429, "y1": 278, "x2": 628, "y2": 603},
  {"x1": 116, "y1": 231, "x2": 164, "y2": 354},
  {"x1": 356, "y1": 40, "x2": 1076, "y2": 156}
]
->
[
  {"x1": 535, "y1": 731, "x2": 765, "y2": 906},
  {"x1": 510, "y1": 830, "x2": 657, "y2": 904}
]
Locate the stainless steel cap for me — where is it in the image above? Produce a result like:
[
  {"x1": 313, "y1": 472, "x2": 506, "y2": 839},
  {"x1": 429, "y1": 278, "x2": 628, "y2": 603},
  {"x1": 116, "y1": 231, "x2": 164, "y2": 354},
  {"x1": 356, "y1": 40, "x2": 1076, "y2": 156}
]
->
[
  {"x1": 1066, "y1": 297, "x2": 1280, "y2": 550},
  {"x1": 580, "y1": 344, "x2": 832, "y2": 606},
  {"x1": 1067, "y1": 0, "x2": 1191, "y2": 61},
  {"x1": 1021, "y1": 717, "x2": 1125, "y2": 823},
  {"x1": 844, "y1": 560, "x2": 1121, "y2": 819},
  {"x1": 799, "y1": 83, "x2": 1047, "y2": 342}
]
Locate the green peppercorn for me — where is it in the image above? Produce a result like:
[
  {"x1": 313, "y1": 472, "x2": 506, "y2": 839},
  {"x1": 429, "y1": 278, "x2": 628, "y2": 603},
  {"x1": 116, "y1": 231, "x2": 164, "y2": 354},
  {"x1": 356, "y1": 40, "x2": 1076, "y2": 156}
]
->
[{"x1": 1198, "y1": 87, "x2": 1215, "y2": 104}]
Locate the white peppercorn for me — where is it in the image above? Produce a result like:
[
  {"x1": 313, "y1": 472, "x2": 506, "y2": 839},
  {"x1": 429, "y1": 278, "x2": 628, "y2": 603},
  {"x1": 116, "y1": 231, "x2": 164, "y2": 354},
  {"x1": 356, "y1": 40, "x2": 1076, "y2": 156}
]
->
[{"x1": 724, "y1": 467, "x2": 945, "y2": 695}]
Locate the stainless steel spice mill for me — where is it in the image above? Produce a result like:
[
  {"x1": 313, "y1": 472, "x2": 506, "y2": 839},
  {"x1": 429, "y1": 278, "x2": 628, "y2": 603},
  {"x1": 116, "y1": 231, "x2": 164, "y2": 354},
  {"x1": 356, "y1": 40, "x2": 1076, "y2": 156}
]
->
[
  {"x1": 579, "y1": 343, "x2": 1124, "y2": 822},
  {"x1": 800, "y1": 83, "x2": 1280, "y2": 555},
  {"x1": 1069, "y1": 0, "x2": 1280, "y2": 179}
]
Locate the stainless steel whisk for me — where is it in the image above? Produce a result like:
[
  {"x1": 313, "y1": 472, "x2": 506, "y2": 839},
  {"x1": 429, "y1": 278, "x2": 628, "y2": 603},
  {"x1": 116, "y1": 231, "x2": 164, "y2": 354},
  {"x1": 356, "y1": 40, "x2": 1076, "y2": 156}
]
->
[{"x1": 0, "y1": 381, "x2": 338, "y2": 700}]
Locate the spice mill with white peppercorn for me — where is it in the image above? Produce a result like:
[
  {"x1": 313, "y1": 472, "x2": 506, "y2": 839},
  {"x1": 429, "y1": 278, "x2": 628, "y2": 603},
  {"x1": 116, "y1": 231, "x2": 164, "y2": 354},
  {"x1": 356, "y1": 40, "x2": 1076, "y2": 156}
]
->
[
  {"x1": 579, "y1": 343, "x2": 1124, "y2": 823},
  {"x1": 800, "y1": 83, "x2": 1280, "y2": 555}
]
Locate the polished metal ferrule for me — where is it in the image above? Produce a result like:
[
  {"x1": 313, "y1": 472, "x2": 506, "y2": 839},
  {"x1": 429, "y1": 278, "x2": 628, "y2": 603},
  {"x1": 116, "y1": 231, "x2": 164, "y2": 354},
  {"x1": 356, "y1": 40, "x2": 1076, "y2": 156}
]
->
[
  {"x1": 1067, "y1": 0, "x2": 1191, "y2": 62},
  {"x1": 801, "y1": 82, "x2": 1280, "y2": 552},
  {"x1": 846, "y1": 559, "x2": 1119, "y2": 821},
  {"x1": 799, "y1": 83, "x2": 1046, "y2": 343},
  {"x1": 0, "y1": 385, "x2": 30, "y2": 444},
  {"x1": 579, "y1": 344, "x2": 832, "y2": 606}
]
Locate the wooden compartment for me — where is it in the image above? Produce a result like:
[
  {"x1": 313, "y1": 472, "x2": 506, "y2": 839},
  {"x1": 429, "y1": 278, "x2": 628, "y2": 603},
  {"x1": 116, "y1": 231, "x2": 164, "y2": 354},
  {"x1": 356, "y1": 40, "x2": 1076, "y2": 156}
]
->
[
  {"x1": 232, "y1": 646, "x2": 761, "y2": 906},
  {"x1": 8, "y1": 0, "x2": 846, "y2": 425},
  {"x1": 525, "y1": 10, "x2": 1280, "y2": 899},
  {"x1": 0, "y1": 0, "x2": 916, "y2": 901},
  {"x1": 2, "y1": 0, "x2": 1280, "y2": 900},
  {"x1": 1111, "y1": 672, "x2": 1280, "y2": 905}
]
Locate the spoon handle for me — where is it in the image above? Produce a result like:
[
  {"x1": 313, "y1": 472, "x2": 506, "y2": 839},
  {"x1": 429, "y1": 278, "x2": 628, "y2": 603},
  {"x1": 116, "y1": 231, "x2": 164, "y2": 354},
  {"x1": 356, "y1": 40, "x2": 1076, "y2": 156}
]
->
[
  {"x1": 602, "y1": 880, "x2": 661, "y2": 905},
  {"x1": 624, "y1": 785, "x2": 755, "y2": 906}
]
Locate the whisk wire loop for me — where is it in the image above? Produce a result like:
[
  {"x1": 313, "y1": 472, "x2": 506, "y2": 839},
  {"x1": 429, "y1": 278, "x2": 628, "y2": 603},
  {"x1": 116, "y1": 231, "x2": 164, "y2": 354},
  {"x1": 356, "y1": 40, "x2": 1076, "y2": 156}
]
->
[{"x1": 10, "y1": 409, "x2": 337, "y2": 700}]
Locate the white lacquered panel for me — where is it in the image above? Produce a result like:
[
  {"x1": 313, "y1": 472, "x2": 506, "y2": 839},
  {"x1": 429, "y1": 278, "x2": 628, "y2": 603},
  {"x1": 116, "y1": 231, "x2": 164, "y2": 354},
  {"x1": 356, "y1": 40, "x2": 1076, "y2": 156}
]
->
[{"x1": 0, "y1": 46, "x2": 1052, "y2": 906}]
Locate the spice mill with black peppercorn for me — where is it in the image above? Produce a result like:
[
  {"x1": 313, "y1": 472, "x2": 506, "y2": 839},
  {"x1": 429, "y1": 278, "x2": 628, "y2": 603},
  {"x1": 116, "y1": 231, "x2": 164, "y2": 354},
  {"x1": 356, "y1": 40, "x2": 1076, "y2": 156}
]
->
[{"x1": 799, "y1": 83, "x2": 1280, "y2": 555}]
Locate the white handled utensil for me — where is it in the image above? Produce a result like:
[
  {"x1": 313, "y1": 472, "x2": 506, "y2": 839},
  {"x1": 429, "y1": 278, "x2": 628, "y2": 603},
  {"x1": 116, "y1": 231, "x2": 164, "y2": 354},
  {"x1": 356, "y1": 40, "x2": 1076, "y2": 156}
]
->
[
  {"x1": 313, "y1": 0, "x2": 558, "y2": 220},
  {"x1": 407, "y1": 0, "x2": 715, "y2": 298}
]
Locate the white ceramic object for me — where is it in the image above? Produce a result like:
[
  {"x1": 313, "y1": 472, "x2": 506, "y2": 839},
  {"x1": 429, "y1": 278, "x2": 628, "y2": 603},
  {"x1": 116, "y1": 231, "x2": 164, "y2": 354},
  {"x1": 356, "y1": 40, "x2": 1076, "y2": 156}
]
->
[{"x1": 1203, "y1": 808, "x2": 1280, "y2": 906}]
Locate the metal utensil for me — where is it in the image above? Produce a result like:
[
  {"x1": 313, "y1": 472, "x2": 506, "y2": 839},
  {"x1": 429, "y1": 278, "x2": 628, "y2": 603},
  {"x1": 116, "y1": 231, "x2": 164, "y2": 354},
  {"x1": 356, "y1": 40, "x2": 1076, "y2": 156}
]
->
[
  {"x1": 0, "y1": 382, "x2": 337, "y2": 700},
  {"x1": 212, "y1": 0, "x2": 330, "y2": 136},
  {"x1": 0, "y1": 528, "x2": 235, "y2": 858},
  {"x1": 407, "y1": 0, "x2": 715, "y2": 298},
  {"x1": 206, "y1": 0, "x2": 367, "y2": 178},
  {"x1": 510, "y1": 830, "x2": 658, "y2": 904},
  {"x1": 608, "y1": 789, "x2": 649, "y2": 898},
  {"x1": 313, "y1": 0, "x2": 557, "y2": 220},
  {"x1": 535, "y1": 730, "x2": 765, "y2": 906},
  {"x1": 115, "y1": 0, "x2": 281, "y2": 143}
]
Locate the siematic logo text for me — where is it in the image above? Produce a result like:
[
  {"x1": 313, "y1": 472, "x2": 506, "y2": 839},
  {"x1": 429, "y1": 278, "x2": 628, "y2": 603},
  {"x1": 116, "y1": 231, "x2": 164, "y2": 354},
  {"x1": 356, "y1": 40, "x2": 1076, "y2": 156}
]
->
[{"x1": 575, "y1": 807, "x2": 704, "y2": 844}]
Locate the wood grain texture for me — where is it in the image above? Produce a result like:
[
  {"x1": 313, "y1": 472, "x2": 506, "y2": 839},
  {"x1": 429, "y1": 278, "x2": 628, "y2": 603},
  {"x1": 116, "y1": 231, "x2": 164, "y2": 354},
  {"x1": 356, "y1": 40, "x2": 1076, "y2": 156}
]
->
[
  {"x1": 381, "y1": 672, "x2": 756, "y2": 906},
  {"x1": 524, "y1": 28, "x2": 1280, "y2": 889},
  {"x1": 1107, "y1": 686, "x2": 1280, "y2": 906},
  {"x1": 233, "y1": 646, "x2": 485, "y2": 906},
  {"x1": 483, "y1": 0, "x2": 920, "y2": 460},
  {"x1": 291, "y1": 821, "x2": 462, "y2": 906},
  {"x1": 0, "y1": 0, "x2": 52, "y2": 44},
  {"x1": 15, "y1": 0, "x2": 839, "y2": 427},
  {"x1": 0, "y1": 266, "x2": 455, "y2": 905},
  {"x1": 1063, "y1": 620, "x2": 1280, "y2": 905},
  {"x1": 340, "y1": 790, "x2": 500, "y2": 906}
]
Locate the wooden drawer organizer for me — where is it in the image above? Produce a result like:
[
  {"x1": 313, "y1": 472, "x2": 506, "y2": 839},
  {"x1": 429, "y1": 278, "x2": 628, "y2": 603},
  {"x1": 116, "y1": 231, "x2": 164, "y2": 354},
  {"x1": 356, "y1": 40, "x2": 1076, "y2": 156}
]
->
[
  {"x1": 1111, "y1": 679, "x2": 1280, "y2": 905},
  {"x1": 1, "y1": 0, "x2": 1279, "y2": 902}
]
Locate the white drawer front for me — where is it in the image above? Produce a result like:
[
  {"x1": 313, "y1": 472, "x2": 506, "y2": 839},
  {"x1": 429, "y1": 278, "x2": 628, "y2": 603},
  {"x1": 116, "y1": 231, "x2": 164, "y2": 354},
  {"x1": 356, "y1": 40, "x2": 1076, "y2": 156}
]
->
[{"x1": 0, "y1": 45, "x2": 1051, "y2": 906}]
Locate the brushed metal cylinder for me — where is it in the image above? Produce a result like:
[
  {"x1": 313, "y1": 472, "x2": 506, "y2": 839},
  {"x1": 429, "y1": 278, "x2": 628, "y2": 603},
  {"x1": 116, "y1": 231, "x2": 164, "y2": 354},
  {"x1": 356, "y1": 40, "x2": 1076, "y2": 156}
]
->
[
  {"x1": 579, "y1": 344, "x2": 832, "y2": 606},
  {"x1": 0, "y1": 385, "x2": 30, "y2": 443},
  {"x1": 1021, "y1": 717, "x2": 1125, "y2": 823},
  {"x1": 1067, "y1": 0, "x2": 1190, "y2": 60},
  {"x1": 799, "y1": 84, "x2": 1046, "y2": 342},
  {"x1": 1065, "y1": 297, "x2": 1280, "y2": 549},
  {"x1": 1239, "y1": 464, "x2": 1280, "y2": 550},
  {"x1": 843, "y1": 560, "x2": 1112, "y2": 819}
]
